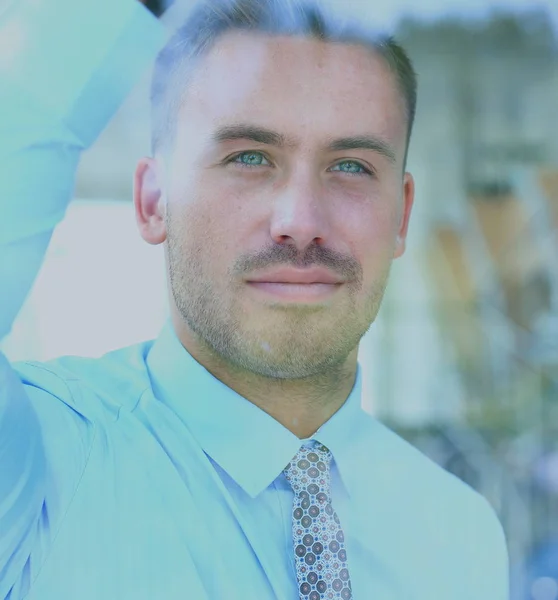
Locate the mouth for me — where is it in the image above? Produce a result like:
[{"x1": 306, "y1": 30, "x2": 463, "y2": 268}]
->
[{"x1": 246, "y1": 281, "x2": 343, "y2": 303}]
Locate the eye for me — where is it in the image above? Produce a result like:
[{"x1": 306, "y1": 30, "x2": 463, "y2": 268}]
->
[
  {"x1": 228, "y1": 151, "x2": 271, "y2": 168},
  {"x1": 330, "y1": 160, "x2": 373, "y2": 176}
]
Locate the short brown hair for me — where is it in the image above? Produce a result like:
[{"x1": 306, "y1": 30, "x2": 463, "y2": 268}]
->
[{"x1": 151, "y1": 0, "x2": 418, "y2": 165}]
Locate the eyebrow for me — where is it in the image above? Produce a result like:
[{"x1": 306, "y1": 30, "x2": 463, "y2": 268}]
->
[
  {"x1": 212, "y1": 124, "x2": 397, "y2": 164},
  {"x1": 213, "y1": 125, "x2": 295, "y2": 148},
  {"x1": 327, "y1": 136, "x2": 397, "y2": 164}
]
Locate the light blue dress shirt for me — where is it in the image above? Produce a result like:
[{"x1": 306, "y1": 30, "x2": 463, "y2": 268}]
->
[{"x1": 0, "y1": 1, "x2": 509, "y2": 599}]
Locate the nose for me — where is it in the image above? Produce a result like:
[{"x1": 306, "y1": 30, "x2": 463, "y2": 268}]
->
[{"x1": 269, "y1": 170, "x2": 332, "y2": 252}]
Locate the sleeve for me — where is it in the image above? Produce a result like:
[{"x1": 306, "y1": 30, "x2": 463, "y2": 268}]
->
[{"x1": 0, "y1": 1, "x2": 166, "y2": 597}]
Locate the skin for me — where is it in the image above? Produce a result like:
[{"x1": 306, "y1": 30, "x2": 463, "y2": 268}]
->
[{"x1": 134, "y1": 32, "x2": 415, "y2": 439}]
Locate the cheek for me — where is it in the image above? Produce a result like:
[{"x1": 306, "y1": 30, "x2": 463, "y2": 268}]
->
[
  {"x1": 339, "y1": 203, "x2": 400, "y2": 283},
  {"x1": 168, "y1": 169, "x2": 225, "y2": 236},
  {"x1": 170, "y1": 163, "x2": 253, "y2": 241},
  {"x1": 341, "y1": 197, "x2": 400, "y2": 250},
  {"x1": 176, "y1": 200, "x2": 241, "y2": 278}
]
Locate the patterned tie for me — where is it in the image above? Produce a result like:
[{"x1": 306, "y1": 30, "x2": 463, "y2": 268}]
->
[{"x1": 283, "y1": 441, "x2": 353, "y2": 600}]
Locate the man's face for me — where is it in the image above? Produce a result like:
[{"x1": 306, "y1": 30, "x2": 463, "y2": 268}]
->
[{"x1": 157, "y1": 32, "x2": 414, "y2": 379}]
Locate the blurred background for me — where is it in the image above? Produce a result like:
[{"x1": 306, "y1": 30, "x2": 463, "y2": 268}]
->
[{"x1": 2, "y1": 0, "x2": 558, "y2": 597}]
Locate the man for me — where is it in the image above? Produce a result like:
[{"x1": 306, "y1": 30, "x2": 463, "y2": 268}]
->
[{"x1": 0, "y1": 0, "x2": 508, "y2": 598}]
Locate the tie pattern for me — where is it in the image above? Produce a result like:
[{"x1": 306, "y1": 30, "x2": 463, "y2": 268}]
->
[{"x1": 283, "y1": 441, "x2": 353, "y2": 600}]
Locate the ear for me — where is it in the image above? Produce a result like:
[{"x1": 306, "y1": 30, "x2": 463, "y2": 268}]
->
[
  {"x1": 393, "y1": 172, "x2": 415, "y2": 259},
  {"x1": 134, "y1": 157, "x2": 167, "y2": 245}
]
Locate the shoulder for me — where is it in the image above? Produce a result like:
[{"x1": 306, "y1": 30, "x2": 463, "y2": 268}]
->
[
  {"x1": 12, "y1": 339, "x2": 155, "y2": 421},
  {"x1": 356, "y1": 416, "x2": 509, "y2": 597},
  {"x1": 371, "y1": 417, "x2": 506, "y2": 535}
]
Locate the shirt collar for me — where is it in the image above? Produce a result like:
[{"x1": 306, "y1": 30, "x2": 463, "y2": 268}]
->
[{"x1": 146, "y1": 321, "x2": 365, "y2": 499}]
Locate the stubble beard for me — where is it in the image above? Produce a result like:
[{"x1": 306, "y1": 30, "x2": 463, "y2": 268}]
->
[{"x1": 168, "y1": 232, "x2": 391, "y2": 381}]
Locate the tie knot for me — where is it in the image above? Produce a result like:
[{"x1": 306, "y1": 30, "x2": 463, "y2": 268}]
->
[{"x1": 283, "y1": 441, "x2": 333, "y2": 495}]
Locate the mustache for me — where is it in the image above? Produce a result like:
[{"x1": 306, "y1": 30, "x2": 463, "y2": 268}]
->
[{"x1": 233, "y1": 243, "x2": 362, "y2": 283}]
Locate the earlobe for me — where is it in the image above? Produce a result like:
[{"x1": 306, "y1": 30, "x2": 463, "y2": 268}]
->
[
  {"x1": 393, "y1": 236, "x2": 406, "y2": 259},
  {"x1": 134, "y1": 157, "x2": 167, "y2": 246}
]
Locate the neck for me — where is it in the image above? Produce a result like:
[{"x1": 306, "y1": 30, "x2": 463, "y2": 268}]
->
[{"x1": 172, "y1": 317, "x2": 358, "y2": 439}]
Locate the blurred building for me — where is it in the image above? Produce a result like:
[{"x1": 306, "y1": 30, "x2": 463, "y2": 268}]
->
[{"x1": 397, "y1": 10, "x2": 558, "y2": 413}]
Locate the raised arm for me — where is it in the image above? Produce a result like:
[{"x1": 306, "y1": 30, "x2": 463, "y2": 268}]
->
[
  {"x1": 0, "y1": 0, "x2": 166, "y2": 339},
  {"x1": 0, "y1": 1, "x2": 165, "y2": 596}
]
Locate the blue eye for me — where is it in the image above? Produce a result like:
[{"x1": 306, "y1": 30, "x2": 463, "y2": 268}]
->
[
  {"x1": 331, "y1": 161, "x2": 371, "y2": 176},
  {"x1": 231, "y1": 152, "x2": 271, "y2": 167}
]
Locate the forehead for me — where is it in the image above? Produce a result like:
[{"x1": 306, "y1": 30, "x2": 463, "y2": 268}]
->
[{"x1": 177, "y1": 32, "x2": 406, "y2": 152}]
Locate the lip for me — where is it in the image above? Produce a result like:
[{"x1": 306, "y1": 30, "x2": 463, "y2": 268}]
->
[
  {"x1": 246, "y1": 281, "x2": 342, "y2": 302},
  {"x1": 246, "y1": 267, "x2": 344, "y2": 285}
]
